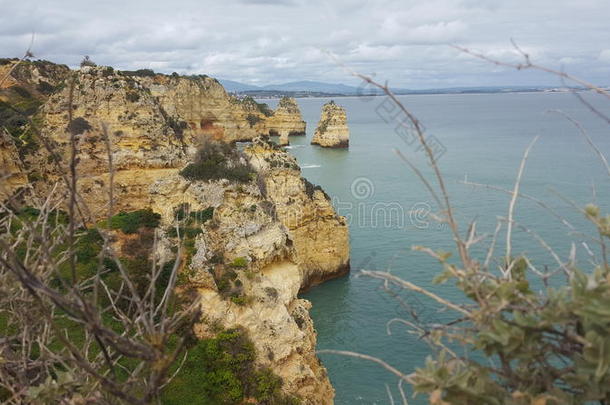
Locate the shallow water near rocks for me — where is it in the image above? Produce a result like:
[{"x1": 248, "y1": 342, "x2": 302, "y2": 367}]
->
[{"x1": 262, "y1": 92, "x2": 610, "y2": 404}]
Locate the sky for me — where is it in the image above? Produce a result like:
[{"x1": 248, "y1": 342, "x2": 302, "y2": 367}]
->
[{"x1": 1, "y1": 0, "x2": 610, "y2": 89}]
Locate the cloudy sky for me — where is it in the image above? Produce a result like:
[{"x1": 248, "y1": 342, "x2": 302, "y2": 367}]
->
[{"x1": 2, "y1": 0, "x2": 610, "y2": 88}]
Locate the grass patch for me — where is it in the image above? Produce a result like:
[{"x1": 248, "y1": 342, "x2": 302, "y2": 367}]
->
[{"x1": 229, "y1": 257, "x2": 248, "y2": 268}]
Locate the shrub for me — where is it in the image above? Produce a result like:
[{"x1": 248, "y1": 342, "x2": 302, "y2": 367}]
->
[
  {"x1": 122, "y1": 69, "x2": 156, "y2": 77},
  {"x1": 36, "y1": 81, "x2": 56, "y2": 95},
  {"x1": 80, "y1": 56, "x2": 96, "y2": 67},
  {"x1": 229, "y1": 295, "x2": 250, "y2": 306},
  {"x1": 125, "y1": 90, "x2": 140, "y2": 103},
  {"x1": 75, "y1": 228, "x2": 103, "y2": 262},
  {"x1": 167, "y1": 116, "x2": 187, "y2": 138},
  {"x1": 67, "y1": 117, "x2": 91, "y2": 136},
  {"x1": 102, "y1": 66, "x2": 114, "y2": 77},
  {"x1": 171, "y1": 205, "x2": 214, "y2": 236},
  {"x1": 166, "y1": 226, "x2": 203, "y2": 239},
  {"x1": 191, "y1": 207, "x2": 214, "y2": 223},
  {"x1": 180, "y1": 161, "x2": 253, "y2": 183},
  {"x1": 253, "y1": 368, "x2": 283, "y2": 402},
  {"x1": 246, "y1": 113, "x2": 262, "y2": 128},
  {"x1": 303, "y1": 178, "x2": 328, "y2": 200},
  {"x1": 161, "y1": 328, "x2": 297, "y2": 404},
  {"x1": 238, "y1": 96, "x2": 273, "y2": 117},
  {"x1": 229, "y1": 257, "x2": 248, "y2": 268},
  {"x1": 107, "y1": 209, "x2": 160, "y2": 234},
  {"x1": 179, "y1": 138, "x2": 255, "y2": 183}
]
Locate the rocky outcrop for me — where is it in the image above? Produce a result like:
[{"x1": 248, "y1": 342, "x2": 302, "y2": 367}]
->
[
  {"x1": 311, "y1": 101, "x2": 349, "y2": 148},
  {"x1": 0, "y1": 59, "x2": 70, "y2": 93},
  {"x1": 184, "y1": 181, "x2": 335, "y2": 403},
  {"x1": 1, "y1": 65, "x2": 311, "y2": 218},
  {"x1": 266, "y1": 97, "x2": 306, "y2": 141},
  {"x1": 143, "y1": 77, "x2": 271, "y2": 143},
  {"x1": 0, "y1": 59, "x2": 71, "y2": 200},
  {"x1": 144, "y1": 144, "x2": 346, "y2": 402},
  {"x1": 143, "y1": 137, "x2": 348, "y2": 403},
  {"x1": 245, "y1": 137, "x2": 350, "y2": 289}
]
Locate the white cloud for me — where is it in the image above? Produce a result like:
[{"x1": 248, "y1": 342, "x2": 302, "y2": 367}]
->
[
  {"x1": 1, "y1": 0, "x2": 609, "y2": 88},
  {"x1": 599, "y1": 50, "x2": 610, "y2": 63}
]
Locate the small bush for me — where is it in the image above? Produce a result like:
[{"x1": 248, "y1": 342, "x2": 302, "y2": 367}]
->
[
  {"x1": 166, "y1": 226, "x2": 203, "y2": 239},
  {"x1": 67, "y1": 117, "x2": 92, "y2": 136},
  {"x1": 167, "y1": 116, "x2": 187, "y2": 138},
  {"x1": 75, "y1": 228, "x2": 103, "y2": 262},
  {"x1": 36, "y1": 81, "x2": 56, "y2": 95},
  {"x1": 210, "y1": 253, "x2": 224, "y2": 264},
  {"x1": 303, "y1": 178, "x2": 328, "y2": 200},
  {"x1": 102, "y1": 66, "x2": 114, "y2": 77},
  {"x1": 191, "y1": 207, "x2": 214, "y2": 223},
  {"x1": 264, "y1": 287, "x2": 279, "y2": 301},
  {"x1": 107, "y1": 209, "x2": 161, "y2": 234},
  {"x1": 80, "y1": 56, "x2": 96, "y2": 67},
  {"x1": 239, "y1": 96, "x2": 273, "y2": 117},
  {"x1": 230, "y1": 295, "x2": 250, "y2": 306},
  {"x1": 0, "y1": 58, "x2": 16, "y2": 65},
  {"x1": 246, "y1": 113, "x2": 262, "y2": 128},
  {"x1": 179, "y1": 138, "x2": 255, "y2": 183},
  {"x1": 230, "y1": 257, "x2": 248, "y2": 268},
  {"x1": 122, "y1": 69, "x2": 156, "y2": 77},
  {"x1": 125, "y1": 90, "x2": 140, "y2": 103}
]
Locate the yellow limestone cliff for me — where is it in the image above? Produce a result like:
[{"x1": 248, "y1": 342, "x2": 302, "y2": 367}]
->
[
  {"x1": 0, "y1": 61, "x2": 349, "y2": 404},
  {"x1": 245, "y1": 137, "x2": 350, "y2": 289},
  {"x1": 144, "y1": 139, "x2": 349, "y2": 404},
  {"x1": 266, "y1": 97, "x2": 306, "y2": 146},
  {"x1": 6, "y1": 65, "x2": 304, "y2": 219}
]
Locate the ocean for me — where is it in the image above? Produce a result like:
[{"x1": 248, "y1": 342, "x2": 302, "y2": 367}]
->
[{"x1": 261, "y1": 92, "x2": 610, "y2": 404}]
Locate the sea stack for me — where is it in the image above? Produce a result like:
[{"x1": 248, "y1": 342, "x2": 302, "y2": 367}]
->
[
  {"x1": 267, "y1": 96, "x2": 306, "y2": 140},
  {"x1": 278, "y1": 131, "x2": 290, "y2": 146},
  {"x1": 311, "y1": 101, "x2": 349, "y2": 148}
]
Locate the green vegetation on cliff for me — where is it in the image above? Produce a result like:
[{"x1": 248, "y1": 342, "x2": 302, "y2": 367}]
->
[
  {"x1": 180, "y1": 138, "x2": 255, "y2": 183},
  {"x1": 162, "y1": 328, "x2": 299, "y2": 405},
  {"x1": 1, "y1": 206, "x2": 296, "y2": 404}
]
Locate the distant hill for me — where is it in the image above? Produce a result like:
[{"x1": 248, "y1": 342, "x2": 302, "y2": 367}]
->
[
  {"x1": 219, "y1": 79, "x2": 574, "y2": 97},
  {"x1": 218, "y1": 79, "x2": 261, "y2": 92},
  {"x1": 219, "y1": 79, "x2": 381, "y2": 95},
  {"x1": 262, "y1": 81, "x2": 361, "y2": 94}
]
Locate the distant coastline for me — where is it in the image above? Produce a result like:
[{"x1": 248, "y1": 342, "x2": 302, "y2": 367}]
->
[{"x1": 231, "y1": 85, "x2": 601, "y2": 99}]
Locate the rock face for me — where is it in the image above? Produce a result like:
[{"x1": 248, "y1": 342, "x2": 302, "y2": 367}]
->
[
  {"x1": 147, "y1": 138, "x2": 348, "y2": 403},
  {"x1": 267, "y1": 97, "x2": 306, "y2": 140},
  {"x1": 187, "y1": 176, "x2": 338, "y2": 403},
  {"x1": 278, "y1": 131, "x2": 290, "y2": 146},
  {"x1": 0, "y1": 59, "x2": 71, "y2": 199},
  {"x1": 1, "y1": 65, "x2": 309, "y2": 219},
  {"x1": 0, "y1": 130, "x2": 27, "y2": 199},
  {"x1": 245, "y1": 137, "x2": 350, "y2": 289},
  {"x1": 311, "y1": 101, "x2": 349, "y2": 148},
  {"x1": 0, "y1": 61, "x2": 349, "y2": 404}
]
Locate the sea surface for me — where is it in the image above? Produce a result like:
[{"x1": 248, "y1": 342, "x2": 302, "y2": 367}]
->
[{"x1": 260, "y1": 92, "x2": 610, "y2": 404}]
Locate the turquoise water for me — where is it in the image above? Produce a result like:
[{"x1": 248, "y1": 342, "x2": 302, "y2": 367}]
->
[{"x1": 262, "y1": 93, "x2": 610, "y2": 404}]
